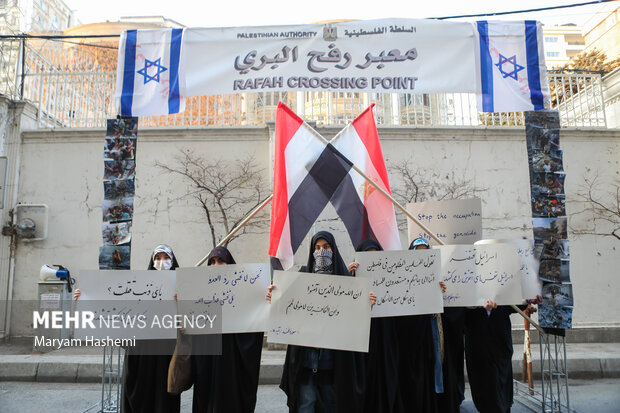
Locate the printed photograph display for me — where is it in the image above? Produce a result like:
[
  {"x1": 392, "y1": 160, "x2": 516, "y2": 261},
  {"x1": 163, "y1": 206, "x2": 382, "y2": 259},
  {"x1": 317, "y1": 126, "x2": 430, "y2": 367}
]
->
[
  {"x1": 102, "y1": 222, "x2": 132, "y2": 246},
  {"x1": 104, "y1": 137, "x2": 137, "y2": 160},
  {"x1": 104, "y1": 160, "x2": 136, "y2": 181},
  {"x1": 531, "y1": 172, "x2": 565, "y2": 197},
  {"x1": 106, "y1": 116, "x2": 138, "y2": 138},
  {"x1": 538, "y1": 259, "x2": 571, "y2": 283},
  {"x1": 538, "y1": 304, "x2": 573, "y2": 329},
  {"x1": 102, "y1": 198, "x2": 134, "y2": 223},
  {"x1": 533, "y1": 217, "x2": 568, "y2": 242},
  {"x1": 542, "y1": 283, "x2": 573, "y2": 306},
  {"x1": 531, "y1": 195, "x2": 565, "y2": 218},
  {"x1": 98, "y1": 245, "x2": 131, "y2": 270},
  {"x1": 104, "y1": 179, "x2": 135, "y2": 201}
]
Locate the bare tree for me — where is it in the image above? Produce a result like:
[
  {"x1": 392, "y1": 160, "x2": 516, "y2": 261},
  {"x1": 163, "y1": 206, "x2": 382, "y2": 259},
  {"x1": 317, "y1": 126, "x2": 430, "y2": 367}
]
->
[
  {"x1": 388, "y1": 160, "x2": 488, "y2": 230},
  {"x1": 157, "y1": 150, "x2": 271, "y2": 248},
  {"x1": 571, "y1": 173, "x2": 620, "y2": 241}
]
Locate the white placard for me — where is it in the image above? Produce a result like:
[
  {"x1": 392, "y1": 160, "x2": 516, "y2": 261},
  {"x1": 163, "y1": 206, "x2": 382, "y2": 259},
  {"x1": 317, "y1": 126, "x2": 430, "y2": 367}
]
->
[
  {"x1": 407, "y1": 198, "x2": 482, "y2": 245},
  {"x1": 506, "y1": 239, "x2": 542, "y2": 300},
  {"x1": 439, "y1": 244, "x2": 523, "y2": 307},
  {"x1": 75, "y1": 270, "x2": 177, "y2": 339},
  {"x1": 267, "y1": 271, "x2": 371, "y2": 352},
  {"x1": 355, "y1": 249, "x2": 444, "y2": 317},
  {"x1": 176, "y1": 264, "x2": 271, "y2": 334}
]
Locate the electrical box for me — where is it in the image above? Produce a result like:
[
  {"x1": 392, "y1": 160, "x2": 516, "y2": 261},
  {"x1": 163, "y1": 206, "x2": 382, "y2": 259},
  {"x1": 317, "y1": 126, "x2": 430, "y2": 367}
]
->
[{"x1": 14, "y1": 204, "x2": 48, "y2": 241}]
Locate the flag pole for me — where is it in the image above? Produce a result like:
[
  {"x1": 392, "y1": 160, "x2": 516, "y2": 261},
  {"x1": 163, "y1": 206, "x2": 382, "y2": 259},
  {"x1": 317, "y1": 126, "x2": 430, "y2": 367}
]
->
[
  {"x1": 194, "y1": 195, "x2": 273, "y2": 267},
  {"x1": 306, "y1": 126, "x2": 543, "y2": 333}
]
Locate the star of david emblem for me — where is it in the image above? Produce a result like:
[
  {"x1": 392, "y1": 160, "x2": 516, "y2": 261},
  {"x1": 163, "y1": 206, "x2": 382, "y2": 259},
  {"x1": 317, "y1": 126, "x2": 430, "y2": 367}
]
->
[
  {"x1": 136, "y1": 58, "x2": 168, "y2": 84},
  {"x1": 495, "y1": 54, "x2": 524, "y2": 81}
]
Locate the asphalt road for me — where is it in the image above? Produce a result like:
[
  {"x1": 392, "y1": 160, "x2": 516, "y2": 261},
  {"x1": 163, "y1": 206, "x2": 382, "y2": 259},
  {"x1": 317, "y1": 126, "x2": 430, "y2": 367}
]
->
[{"x1": 1, "y1": 379, "x2": 619, "y2": 412}]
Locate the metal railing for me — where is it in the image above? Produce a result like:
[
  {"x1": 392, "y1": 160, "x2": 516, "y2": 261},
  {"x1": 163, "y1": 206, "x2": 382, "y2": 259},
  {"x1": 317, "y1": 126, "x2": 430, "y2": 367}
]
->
[{"x1": 0, "y1": 39, "x2": 609, "y2": 129}]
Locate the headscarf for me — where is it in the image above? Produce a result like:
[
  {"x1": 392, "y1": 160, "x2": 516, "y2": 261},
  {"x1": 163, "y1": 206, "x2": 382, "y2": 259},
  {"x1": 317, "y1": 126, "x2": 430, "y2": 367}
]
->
[
  {"x1": 304, "y1": 231, "x2": 350, "y2": 276},
  {"x1": 206, "y1": 246, "x2": 236, "y2": 265},
  {"x1": 147, "y1": 244, "x2": 180, "y2": 270},
  {"x1": 409, "y1": 237, "x2": 430, "y2": 250},
  {"x1": 356, "y1": 239, "x2": 383, "y2": 252}
]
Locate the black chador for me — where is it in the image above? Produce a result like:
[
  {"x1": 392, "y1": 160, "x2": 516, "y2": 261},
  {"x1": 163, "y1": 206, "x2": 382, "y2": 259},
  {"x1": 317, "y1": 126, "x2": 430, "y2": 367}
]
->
[
  {"x1": 280, "y1": 231, "x2": 367, "y2": 412},
  {"x1": 465, "y1": 306, "x2": 522, "y2": 413},
  {"x1": 355, "y1": 240, "x2": 401, "y2": 413},
  {"x1": 121, "y1": 245, "x2": 181, "y2": 413},
  {"x1": 192, "y1": 246, "x2": 263, "y2": 413}
]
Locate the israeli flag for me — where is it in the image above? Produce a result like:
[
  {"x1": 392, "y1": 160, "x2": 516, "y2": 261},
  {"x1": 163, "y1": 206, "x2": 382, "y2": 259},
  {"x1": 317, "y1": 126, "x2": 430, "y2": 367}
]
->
[
  {"x1": 115, "y1": 28, "x2": 185, "y2": 116},
  {"x1": 475, "y1": 21, "x2": 550, "y2": 113}
]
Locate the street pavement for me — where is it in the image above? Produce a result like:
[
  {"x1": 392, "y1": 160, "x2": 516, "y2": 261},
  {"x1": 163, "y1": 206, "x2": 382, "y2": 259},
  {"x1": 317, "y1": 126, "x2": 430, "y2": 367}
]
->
[{"x1": 1, "y1": 379, "x2": 619, "y2": 412}]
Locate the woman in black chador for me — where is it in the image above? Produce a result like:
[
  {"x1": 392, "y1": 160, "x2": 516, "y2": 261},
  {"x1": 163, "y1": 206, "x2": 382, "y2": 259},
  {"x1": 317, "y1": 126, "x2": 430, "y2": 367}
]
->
[
  {"x1": 390, "y1": 238, "x2": 438, "y2": 413},
  {"x1": 465, "y1": 304, "x2": 521, "y2": 413},
  {"x1": 437, "y1": 306, "x2": 466, "y2": 412},
  {"x1": 348, "y1": 239, "x2": 402, "y2": 413},
  {"x1": 274, "y1": 231, "x2": 371, "y2": 413},
  {"x1": 192, "y1": 246, "x2": 263, "y2": 413},
  {"x1": 122, "y1": 244, "x2": 181, "y2": 413}
]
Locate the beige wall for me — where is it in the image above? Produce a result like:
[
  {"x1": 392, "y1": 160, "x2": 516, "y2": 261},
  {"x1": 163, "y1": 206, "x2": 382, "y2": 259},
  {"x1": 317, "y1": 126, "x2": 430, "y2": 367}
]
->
[{"x1": 8, "y1": 125, "x2": 620, "y2": 335}]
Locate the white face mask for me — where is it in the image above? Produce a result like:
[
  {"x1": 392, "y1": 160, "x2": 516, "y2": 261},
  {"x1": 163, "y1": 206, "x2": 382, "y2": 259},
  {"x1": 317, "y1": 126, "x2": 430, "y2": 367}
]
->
[{"x1": 153, "y1": 258, "x2": 172, "y2": 271}]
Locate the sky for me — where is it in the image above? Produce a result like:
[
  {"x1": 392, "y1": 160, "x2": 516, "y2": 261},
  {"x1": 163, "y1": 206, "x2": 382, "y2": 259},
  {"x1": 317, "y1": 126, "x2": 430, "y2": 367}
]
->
[{"x1": 65, "y1": 0, "x2": 618, "y2": 29}]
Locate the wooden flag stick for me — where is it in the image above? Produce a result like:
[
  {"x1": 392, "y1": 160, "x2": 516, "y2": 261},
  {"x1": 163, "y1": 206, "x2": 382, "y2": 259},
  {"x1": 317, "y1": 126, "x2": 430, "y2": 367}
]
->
[{"x1": 194, "y1": 195, "x2": 273, "y2": 267}]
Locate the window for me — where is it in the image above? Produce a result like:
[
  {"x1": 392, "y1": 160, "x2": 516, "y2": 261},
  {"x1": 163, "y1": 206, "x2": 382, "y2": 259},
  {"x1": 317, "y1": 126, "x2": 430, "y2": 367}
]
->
[
  {"x1": 546, "y1": 52, "x2": 560, "y2": 57},
  {"x1": 545, "y1": 37, "x2": 558, "y2": 43}
]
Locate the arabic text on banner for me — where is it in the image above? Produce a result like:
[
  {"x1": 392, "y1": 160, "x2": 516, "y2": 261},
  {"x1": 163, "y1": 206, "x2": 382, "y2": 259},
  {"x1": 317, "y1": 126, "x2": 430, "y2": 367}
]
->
[
  {"x1": 267, "y1": 271, "x2": 371, "y2": 352},
  {"x1": 439, "y1": 244, "x2": 523, "y2": 307},
  {"x1": 176, "y1": 264, "x2": 271, "y2": 334},
  {"x1": 355, "y1": 249, "x2": 444, "y2": 317},
  {"x1": 180, "y1": 19, "x2": 477, "y2": 95},
  {"x1": 75, "y1": 270, "x2": 178, "y2": 340}
]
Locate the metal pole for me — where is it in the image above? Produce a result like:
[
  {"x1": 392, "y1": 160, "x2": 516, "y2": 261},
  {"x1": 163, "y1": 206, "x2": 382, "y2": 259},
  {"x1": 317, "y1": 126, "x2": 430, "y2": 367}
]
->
[{"x1": 19, "y1": 38, "x2": 25, "y2": 99}]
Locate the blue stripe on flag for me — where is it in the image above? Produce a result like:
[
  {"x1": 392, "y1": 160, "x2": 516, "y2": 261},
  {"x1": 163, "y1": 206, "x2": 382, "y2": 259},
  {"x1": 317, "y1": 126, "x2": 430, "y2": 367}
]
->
[
  {"x1": 477, "y1": 21, "x2": 494, "y2": 113},
  {"x1": 525, "y1": 21, "x2": 544, "y2": 110},
  {"x1": 168, "y1": 28, "x2": 183, "y2": 114},
  {"x1": 120, "y1": 30, "x2": 137, "y2": 116}
]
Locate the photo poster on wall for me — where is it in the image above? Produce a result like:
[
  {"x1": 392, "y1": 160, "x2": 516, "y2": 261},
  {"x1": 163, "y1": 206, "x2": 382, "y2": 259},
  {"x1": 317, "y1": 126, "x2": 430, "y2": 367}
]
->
[
  {"x1": 99, "y1": 117, "x2": 138, "y2": 270},
  {"x1": 525, "y1": 111, "x2": 572, "y2": 333}
]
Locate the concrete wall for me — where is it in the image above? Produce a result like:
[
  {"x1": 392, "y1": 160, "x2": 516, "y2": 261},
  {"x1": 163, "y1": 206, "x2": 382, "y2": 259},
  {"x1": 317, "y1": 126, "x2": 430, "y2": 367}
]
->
[{"x1": 7, "y1": 123, "x2": 620, "y2": 336}]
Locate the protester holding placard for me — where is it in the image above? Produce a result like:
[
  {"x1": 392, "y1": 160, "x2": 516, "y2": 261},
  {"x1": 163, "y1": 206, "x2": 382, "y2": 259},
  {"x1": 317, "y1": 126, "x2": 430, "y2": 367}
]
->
[
  {"x1": 275, "y1": 231, "x2": 368, "y2": 413},
  {"x1": 437, "y1": 306, "x2": 466, "y2": 413},
  {"x1": 191, "y1": 246, "x2": 263, "y2": 413},
  {"x1": 392, "y1": 238, "x2": 438, "y2": 413},
  {"x1": 465, "y1": 303, "x2": 522, "y2": 413},
  {"x1": 74, "y1": 244, "x2": 181, "y2": 413},
  {"x1": 348, "y1": 239, "x2": 402, "y2": 413}
]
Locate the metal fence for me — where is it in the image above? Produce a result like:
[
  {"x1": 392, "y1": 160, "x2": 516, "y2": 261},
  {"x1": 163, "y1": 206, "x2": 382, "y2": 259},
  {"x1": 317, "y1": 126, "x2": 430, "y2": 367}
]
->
[{"x1": 0, "y1": 39, "x2": 608, "y2": 129}]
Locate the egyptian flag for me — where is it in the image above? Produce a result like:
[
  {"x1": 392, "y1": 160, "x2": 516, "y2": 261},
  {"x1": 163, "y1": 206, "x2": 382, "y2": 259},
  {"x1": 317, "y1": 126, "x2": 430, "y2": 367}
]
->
[
  {"x1": 330, "y1": 104, "x2": 401, "y2": 251},
  {"x1": 269, "y1": 103, "x2": 352, "y2": 270}
]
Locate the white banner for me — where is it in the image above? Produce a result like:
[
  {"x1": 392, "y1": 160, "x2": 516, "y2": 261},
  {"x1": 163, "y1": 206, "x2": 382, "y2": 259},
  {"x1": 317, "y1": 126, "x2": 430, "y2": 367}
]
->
[
  {"x1": 267, "y1": 271, "x2": 371, "y2": 352},
  {"x1": 120, "y1": 19, "x2": 476, "y2": 100},
  {"x1": 176, "y1": 264, "x2": 271, "y2": 334},
  {"x1": 75, "y1": 270, "x2": 178, "y2": 339},
  {"x1": 506, "y1": 239, "x2": 542, "y2": 300},
  {"x1": 439, "y1": 244, "x2": 523, "y2": 307},
  {"x1": 355, "y1": 249, "x2": 444, "y2": 317},
  {"x1": 407, "y1": 198, "x2": 482, "y2": 246}
]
